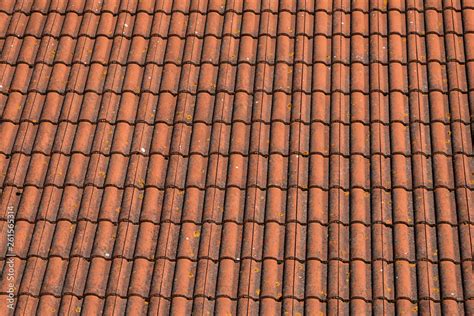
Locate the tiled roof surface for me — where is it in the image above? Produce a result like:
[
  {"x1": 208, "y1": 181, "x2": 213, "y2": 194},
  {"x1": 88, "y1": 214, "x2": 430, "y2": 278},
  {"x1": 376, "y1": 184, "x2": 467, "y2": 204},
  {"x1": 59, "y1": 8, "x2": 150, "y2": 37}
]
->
[{"x1": 0, "y1": 0, "x2": 473, "y2": 315}]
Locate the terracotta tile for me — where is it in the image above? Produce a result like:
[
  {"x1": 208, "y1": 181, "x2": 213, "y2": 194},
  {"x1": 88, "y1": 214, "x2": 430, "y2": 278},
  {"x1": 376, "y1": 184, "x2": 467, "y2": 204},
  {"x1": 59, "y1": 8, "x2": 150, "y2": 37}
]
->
[{"x1": 1, "y1": 1, "x2": 473, "y2": 314}]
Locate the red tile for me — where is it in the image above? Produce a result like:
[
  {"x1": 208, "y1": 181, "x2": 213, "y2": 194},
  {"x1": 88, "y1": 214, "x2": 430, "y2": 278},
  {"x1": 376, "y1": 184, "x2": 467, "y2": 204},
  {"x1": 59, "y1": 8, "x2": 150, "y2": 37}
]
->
[{"x1": 0, "y1": 1, "x2": 473, "y2": 314}]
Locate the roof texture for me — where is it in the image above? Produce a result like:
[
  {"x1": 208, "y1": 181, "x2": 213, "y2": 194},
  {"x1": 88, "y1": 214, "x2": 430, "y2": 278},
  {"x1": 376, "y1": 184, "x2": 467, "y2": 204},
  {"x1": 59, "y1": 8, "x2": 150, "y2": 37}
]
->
[{"x1": 0, "y1": 0, "x2": 473, "y2": 315}]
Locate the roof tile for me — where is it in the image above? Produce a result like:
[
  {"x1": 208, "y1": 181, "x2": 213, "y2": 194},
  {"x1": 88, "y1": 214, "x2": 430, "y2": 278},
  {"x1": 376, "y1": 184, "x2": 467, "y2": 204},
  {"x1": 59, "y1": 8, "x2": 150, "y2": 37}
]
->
[{"x1": 1, "y1": 0, "x2": 474, "y2": 315}]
